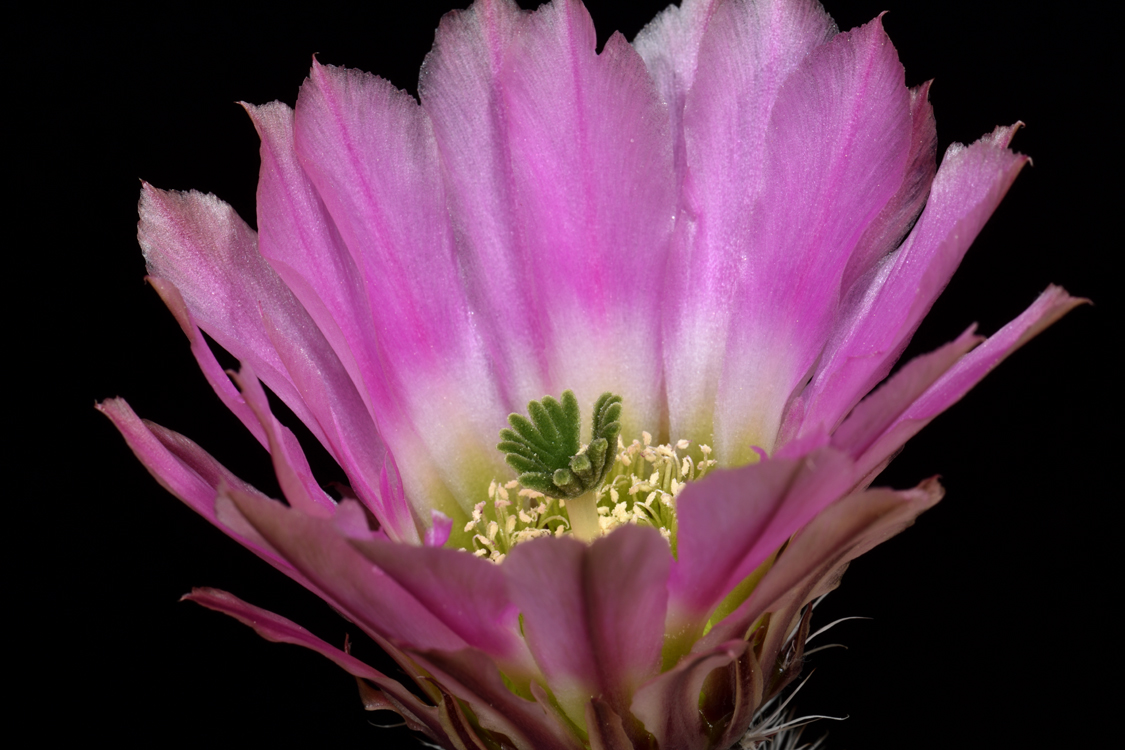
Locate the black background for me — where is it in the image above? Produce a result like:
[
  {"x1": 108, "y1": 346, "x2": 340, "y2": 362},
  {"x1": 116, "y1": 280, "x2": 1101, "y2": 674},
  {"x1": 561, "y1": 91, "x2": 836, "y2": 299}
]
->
[{"x1": 15, "y1": 0, "x2": 1113, "y2": 746}]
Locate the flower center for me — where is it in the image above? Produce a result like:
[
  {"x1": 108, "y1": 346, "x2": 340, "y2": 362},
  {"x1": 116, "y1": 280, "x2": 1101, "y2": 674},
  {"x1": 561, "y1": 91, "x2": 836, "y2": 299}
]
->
[{"x1": 462, "y1": 391, "x2": 717, "y2": 562}]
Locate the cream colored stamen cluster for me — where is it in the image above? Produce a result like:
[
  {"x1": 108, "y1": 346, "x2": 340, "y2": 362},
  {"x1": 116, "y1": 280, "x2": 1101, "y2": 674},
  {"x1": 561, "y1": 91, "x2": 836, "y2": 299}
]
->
[
  {"x1": 595, "y1": 432, "x2": 716, "y2": 541},
  {"x1": 465, "y1": 434, "x2": 716, "y2": 562}
]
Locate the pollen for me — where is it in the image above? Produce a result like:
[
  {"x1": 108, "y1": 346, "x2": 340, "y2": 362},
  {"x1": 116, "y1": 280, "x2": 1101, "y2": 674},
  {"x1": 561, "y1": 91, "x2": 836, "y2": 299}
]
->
[{"x1": 464, "y1": 432, "x2": 717, "y2": 562}]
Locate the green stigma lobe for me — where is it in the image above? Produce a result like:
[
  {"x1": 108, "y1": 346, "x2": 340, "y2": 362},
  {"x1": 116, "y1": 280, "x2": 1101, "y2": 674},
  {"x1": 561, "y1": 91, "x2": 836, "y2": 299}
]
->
[{"x1": 498, "y1": 391, "x2": 622, "y2": 499}]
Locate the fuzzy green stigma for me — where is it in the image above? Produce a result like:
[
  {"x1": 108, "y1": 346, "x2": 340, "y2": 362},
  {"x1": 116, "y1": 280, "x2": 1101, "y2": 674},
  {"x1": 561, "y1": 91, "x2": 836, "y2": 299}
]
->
[{"x1": 498, "y1": 390, "x2": 622, "y2": 500}]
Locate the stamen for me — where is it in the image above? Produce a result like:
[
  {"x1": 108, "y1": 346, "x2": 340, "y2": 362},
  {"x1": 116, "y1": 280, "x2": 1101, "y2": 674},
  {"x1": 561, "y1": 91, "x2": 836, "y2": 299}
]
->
[{"x1": 457, "y1": 389, "x2": 721, "y2": 561}]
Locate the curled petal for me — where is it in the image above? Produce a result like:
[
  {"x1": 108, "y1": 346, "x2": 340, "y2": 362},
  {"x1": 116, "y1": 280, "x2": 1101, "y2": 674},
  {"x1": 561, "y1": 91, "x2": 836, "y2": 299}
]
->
[
  {"x1": 410, "y1": 647, "x2": 584, "y2": 750},
  {"x1": 854, "y1": 285, "x2": 1086, "y2": 479},
  {"x1": 138, "y1": 183, "x2": 331, "y2": 452},
  {"x1": 228, "y1": 364, "x2": 335, "y2": 517},
  {"x1": 222, "y1": 485, "x2": 466, "y2": 652},
  {"x1": 714, "y1": 646, "x2": 766, "y2": 748},
  {"x1": 831, "y1": 325, "x2": 984, "y2": 459},
  {"x1": 585, "y1": 698, "x2": 634, "y2": 750},
  {"x1": 183, "y1": 587, "x2": 447, "y2": 742},
  {"x1": 347, "y1": 536, "x2": 535, "y2": 680},
  {"x1": 146, "y1": 276, "x2": 268, "y2": 450},
  {"x1": 791, "y1": 124, "x2": 1032, "y2": 440},
  {"x1": 631, "y1": 640, "x2": 747, "y2": 750},
  {"x1": 840, "y1": 80, "x2": 939, "y2": 295}
]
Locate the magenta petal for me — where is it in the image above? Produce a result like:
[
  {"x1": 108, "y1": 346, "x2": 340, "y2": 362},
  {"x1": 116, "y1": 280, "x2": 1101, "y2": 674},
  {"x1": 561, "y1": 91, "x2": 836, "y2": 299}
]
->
[
  {"x1": 710, "y1": 15, "x2": 913, "y2": 461},
  {"x1": 669, "y1": 447, "x2": 855, "y2": 632},
  {"x1": 831, "y1": 325, "x2": 984, "y2": 459},
  {"x1": 491, "y1": 0, "x2": 676, "y2": 436},
  {"x1": 855, "y1": 286, "x2": 1085, "y2": 478},
  {"x1": 145, "y1": 276, "x2": 267, "y2": 451},
  {"x1": 138, "y1": 183, "x2": 330, "y2": 452},
  {"x1": 791, "y1": 125, "x2": 1031, "y2": 441},
  {"x1": 425, "y1": 510, "x2": 453, "y2": 548},
  {"x1": 183, "y1": 587, "x2": 446, "y2": 740},
  {"x1": 660, "y1": 0, "x2": 836, "y2": 455},
  {"x1": 634, "y1": 0, "x2": 723, "y2": 180},
  {"x1": 419, "y1": 0, "x2": 548, "y2": 410},
  {"x1": 631, "y1": 640, "x2": 747, "y2": 750},
  {"x1": 504, "y1": 524, "x2": 671, "y2": 726},
  {"x1": 249, "y1": 99, "x2": 429, "y2": 542},
  {"x1": 97, "y1": 399, "x2": 309, "y2": 581},
  {"x1": 347, "y1": 537, "x2": 534, "y2": 678},
  {"x1": 411, "y1": 647, "x2": 584, "y2": 750},
  {"x1": 228, "y1": 365, "x2": 335, "y2": 517},
  {"x1": 246, "y1": 102, "x2": 385, "y2": 428},
  {"x1": 293, "y1": 59, "x2": 464, "y2": 364},
  {"x1": 585, "y1": 698, "x2": 634, "y2": 750},
  {"x1": 255, "y1": 306, "x2": 418, "y2": 542},
  {"x1": 137, "y1": 184, "x2": 406, "y2": 534},
  {"x1": 293, "y1": 58, "x2": 511, "y2": 521},
  {"x1": 699, "y1": 480, "x2": 944, "y2": 650},
  {"x1": 840, "y1": 80, "x2": 939, "y2": 294},
  {"x1": 223, "y1": 485, "x2": 466, "y2": 653}
]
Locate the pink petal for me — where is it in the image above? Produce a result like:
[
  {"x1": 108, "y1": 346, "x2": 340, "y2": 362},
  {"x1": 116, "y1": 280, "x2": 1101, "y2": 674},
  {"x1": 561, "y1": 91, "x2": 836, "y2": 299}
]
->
[
  {"x1": 228, "y1": 364, "x2": 335, "y2": 517},
  {"x1": 630, "y1": 640, "x2": 747, "y2": 750},
  {"x1": 246, "y1": 101, "x2": 384, "y2": 429},
  {"x1": 840, "y1": 79, "x2": 939, "y2": 294},
  {"x1": 419, "y1": 0, "x2": 549, "y2": 410},
  {"x1": 432, "y1": 691, "x2": 493, "y2": 750},
  {"x1": 503, "y1": 524, "x2": 671, "y2": 728},
  {"x1": 136, "y1": 183, "x2": 414, "y2": 537},
  {"x1": 490, "y1": 0, "x2": 676, "y2": 437},
  {"x1": 145, "y1": 276, "x2": 267, "y2": 450},
  {"x1": 711, "y1": 15, "x2": 913, "y2": 461},
  {"x1": 665, "y1": 13, "x2": 918, "y2": 462},
  {"x1": 183, "y1": 587, "x2": 446, "y2": 741},
  {"x1": 854, "y1": 285, "x2": 1085, "y2": 479},
  {"x1": 712, "y1": 649, "x2": 765, "y2": 749},
  {"x1": 256, "y1": 305, "x2": 418, "y2": 542},
  {"x1": 790, "y1": 125, "x2": 1031, "y2": 441},
  {"x1": 633, "y1": 0, "x2": 723, "y2": 181},
  {"x1": 248, "y1": 100, "x2": 425, "y2": 542},
  {"x1": 346, "y1": 536, "x2": 534, "y2": 678},
  {"x1": 668, "y1": 447, "x2": 855, "y2": 638},
  {"x1": 138, "y1": 184, "x2": 329, "y2": 451},
  {"x1": 222, "y1": 484, "x2": 467, "y2": 653},
  {"x1": 293, "y1": 58, "x2": 511, "y2": 523},
  {"x1": 425, "y1": 510, "x2": 453, "y2": 548},
  {"x1": 659, "y1": 0, "x2": 836, "y2": 455}
]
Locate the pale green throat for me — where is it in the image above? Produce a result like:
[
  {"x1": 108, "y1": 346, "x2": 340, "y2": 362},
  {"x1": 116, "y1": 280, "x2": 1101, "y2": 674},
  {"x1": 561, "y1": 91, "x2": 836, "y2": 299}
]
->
[{"x1": 462, "y1": 390, "x2": 716, "y2": 562}]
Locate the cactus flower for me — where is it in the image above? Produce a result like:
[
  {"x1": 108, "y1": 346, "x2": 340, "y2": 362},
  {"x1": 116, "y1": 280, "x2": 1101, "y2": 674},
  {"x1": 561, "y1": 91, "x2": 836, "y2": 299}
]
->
[{"x1": 100, "y1": 0, "x2": 1080, "y2": 747}]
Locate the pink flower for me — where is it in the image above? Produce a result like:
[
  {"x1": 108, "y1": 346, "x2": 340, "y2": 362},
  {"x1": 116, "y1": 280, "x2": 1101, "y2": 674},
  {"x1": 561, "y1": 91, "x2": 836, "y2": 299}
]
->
[{"x1": 100, "y1": 0, "x2": 1081, "y2": 747}]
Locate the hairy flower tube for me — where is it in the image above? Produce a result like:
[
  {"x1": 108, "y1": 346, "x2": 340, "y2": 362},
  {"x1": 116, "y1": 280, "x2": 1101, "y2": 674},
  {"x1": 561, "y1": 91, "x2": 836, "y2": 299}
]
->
[{"x1": 100, "y1": 0, "x2": 1081, "y2": 747}]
